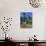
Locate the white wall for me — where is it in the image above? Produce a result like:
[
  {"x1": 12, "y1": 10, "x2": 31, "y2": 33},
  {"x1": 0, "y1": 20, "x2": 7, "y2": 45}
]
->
[
  {"x1": 44, "y1": 15, "x2": 46, "y2": 40},
  {"x1": 33, "y1": 9, "x2": 46, "y2": 40},
  {"x1": 0, "y1": 0, "x2": 46, "y2": 40}
]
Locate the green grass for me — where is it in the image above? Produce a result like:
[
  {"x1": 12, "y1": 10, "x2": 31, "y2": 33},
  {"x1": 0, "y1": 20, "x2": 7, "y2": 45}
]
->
[{"x1": 20, "y1": 16, "x2": 32, "y2": 28}]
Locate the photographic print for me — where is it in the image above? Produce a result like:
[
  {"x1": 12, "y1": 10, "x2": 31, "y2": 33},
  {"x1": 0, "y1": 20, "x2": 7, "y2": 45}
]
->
[{"x1": 20, "y1": 12, "x2": 32, "y2": 28}]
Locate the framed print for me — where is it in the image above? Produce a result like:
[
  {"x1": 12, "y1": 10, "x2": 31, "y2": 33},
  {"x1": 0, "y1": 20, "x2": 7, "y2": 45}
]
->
[{"x1": 20, "y1": 12, "x2": 32, "y2": 28}]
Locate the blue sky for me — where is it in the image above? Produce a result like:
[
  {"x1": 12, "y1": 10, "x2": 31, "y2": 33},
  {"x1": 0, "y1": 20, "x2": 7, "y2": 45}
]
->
[{"x1": 20, "y1": 12, "x2": 32, "y2": 17}]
